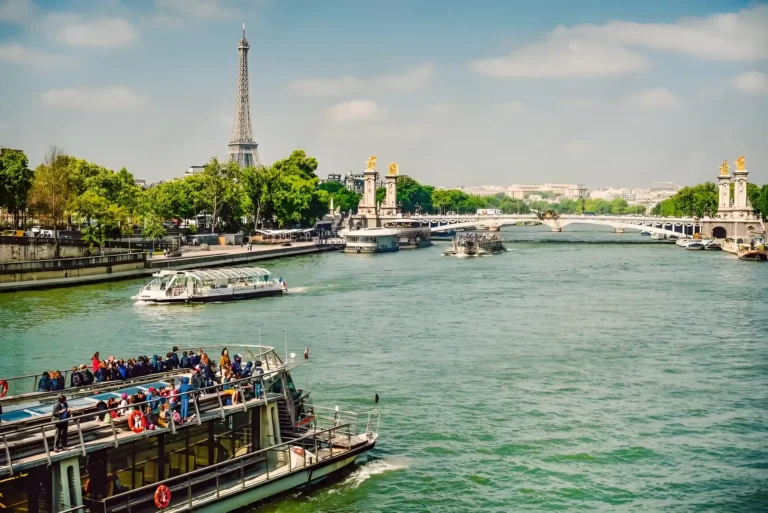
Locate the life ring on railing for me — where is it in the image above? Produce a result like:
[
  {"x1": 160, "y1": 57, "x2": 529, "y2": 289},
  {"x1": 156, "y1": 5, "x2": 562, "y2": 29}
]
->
[
  {"x1": 154, "y1": 484, "x2": 171, "y2": 509},
  {"x1": 292, "y1": 447, "x2": 305, "y2": 457},
  {"x1": 0, "y1": 380, "x2": 7, "y2": 397},
  {"x1": 128, "y1": 410, "x2": 145, "y2": 433},
  {"x1": 84, "y1": 478, "x2": 90, "y2": 494}
]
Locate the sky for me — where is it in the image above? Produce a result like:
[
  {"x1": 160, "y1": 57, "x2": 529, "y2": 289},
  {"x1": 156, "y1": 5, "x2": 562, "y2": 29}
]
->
[{"x1": 1, "y1": 0, "x2": 767, "y2": 189}]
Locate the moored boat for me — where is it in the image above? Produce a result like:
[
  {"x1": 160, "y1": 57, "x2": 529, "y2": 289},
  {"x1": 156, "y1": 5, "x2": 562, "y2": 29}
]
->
[
  {"x1": 0, "y1": 344, "x2": 380, "y2": 512},
  {"x1": 132, "y1": 267, "x2": 286, "y2": 303}
]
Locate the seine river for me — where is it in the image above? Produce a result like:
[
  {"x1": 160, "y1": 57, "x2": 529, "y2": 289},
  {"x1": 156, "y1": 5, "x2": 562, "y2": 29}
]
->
[{"x1": 1, "y1": 226, "x2": 766, "y2": 512}]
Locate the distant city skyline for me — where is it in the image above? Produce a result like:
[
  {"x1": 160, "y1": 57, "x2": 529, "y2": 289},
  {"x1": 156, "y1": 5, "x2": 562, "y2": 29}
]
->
[{"x1": 0, "y1": 0, "x2": 766, "y2": 188}]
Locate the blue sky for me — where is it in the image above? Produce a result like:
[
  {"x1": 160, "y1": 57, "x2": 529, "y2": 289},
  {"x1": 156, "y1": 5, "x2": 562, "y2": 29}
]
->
[{"x1": 1, "y1": 0, "x2": 766, "y2": 188}]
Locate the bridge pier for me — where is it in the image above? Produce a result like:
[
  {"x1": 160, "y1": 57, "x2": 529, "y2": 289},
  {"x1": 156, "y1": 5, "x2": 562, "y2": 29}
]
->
[{"x1": 551, "y1": 227, "x2": 561, "y2": 232}]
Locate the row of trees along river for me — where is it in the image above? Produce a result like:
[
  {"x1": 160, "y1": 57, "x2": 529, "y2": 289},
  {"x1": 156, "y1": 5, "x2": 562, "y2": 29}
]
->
[{"x1": 2, "y1": 147, "x2": 767, "y2": 246}]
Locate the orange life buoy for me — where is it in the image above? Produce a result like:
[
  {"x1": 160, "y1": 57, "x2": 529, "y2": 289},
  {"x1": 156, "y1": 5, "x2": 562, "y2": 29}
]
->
[
  {"x1": 0, "y1": 380, "x2": 7, "y2": 398},
  {"x1": 154, "y1": 484, "x2": 171, "y2": 509},
  {"x1": 128, "y1": 410, "x2": 145, "y2": 434},
  {"x1": 84, "y1": 478, "x2": 90, "y2": 494},
  {"x1": 292, "y1": 446, "x2": 305, "y2": 457}
]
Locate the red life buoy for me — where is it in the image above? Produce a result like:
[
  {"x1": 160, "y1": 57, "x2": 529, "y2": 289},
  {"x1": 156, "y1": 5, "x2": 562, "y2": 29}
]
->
[
  {"x1": 0, "y1": 380, "x2": 7, "y2": 398},
  {"x1": 128, "y1": 410, "x2": 145, "y2": 434},
  {"x1": 154, "y1": 484, "x2": 171, "y2": 509},
  {"x1": 292, "y1": 446, "x2": 305, "y2": 457}
]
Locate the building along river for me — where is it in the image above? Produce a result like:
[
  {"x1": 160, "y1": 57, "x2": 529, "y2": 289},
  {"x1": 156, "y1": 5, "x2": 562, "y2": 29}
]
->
[{"x1": 1, "y1": 226, "x2": 766, "y2": 512}]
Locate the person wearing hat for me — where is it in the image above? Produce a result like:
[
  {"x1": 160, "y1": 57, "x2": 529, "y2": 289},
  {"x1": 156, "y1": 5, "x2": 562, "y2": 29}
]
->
[{"x1": 118, "y1": 393, "x2": 129, "y2": 416}]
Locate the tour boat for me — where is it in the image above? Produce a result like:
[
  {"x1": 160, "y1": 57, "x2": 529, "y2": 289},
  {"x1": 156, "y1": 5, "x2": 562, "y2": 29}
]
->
[
  {"x1": 737, "y1": 245, "x2": 768, "y2": 261},
  {"x1": 640, "y1": 231, "x2": 651, "y2": 236},
  {"x1": 132, "y1": 267, "x2": 287, "y2": 303},
  {"x1": 685, "y1": 241, "x2": 705, "y2": 250},
  {"x1": 443, "y1": 235, "x2": 506, "y2": 257},
  {"x1": 0, "y1": 344, "x2": 380, "y2": 512}
]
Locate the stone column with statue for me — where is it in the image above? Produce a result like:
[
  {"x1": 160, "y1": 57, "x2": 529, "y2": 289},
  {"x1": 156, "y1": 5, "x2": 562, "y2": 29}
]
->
[
  {"x1": 717, "y1": 160, "x2": 731, "y2": 217},
  {"x1": 381, "y1": 162, "x2": 399, "y2": 216}
]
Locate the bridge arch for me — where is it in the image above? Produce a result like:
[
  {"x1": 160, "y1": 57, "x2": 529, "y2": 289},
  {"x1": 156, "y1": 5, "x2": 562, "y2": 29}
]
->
[{"x1": 712, "y1": 226, "x2": 727, "y2": 238}]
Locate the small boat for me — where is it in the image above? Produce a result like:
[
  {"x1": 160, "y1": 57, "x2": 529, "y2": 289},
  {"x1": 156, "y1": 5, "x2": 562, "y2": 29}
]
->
[
  {"x1": 737, "y1": 245, "x2": 768, "y2": 261},
  {"x1": 132, "y1": 267, "x2": 287, "y2": 303},
  {"x1": 640, "y1": 231, "x2": 651, "y2": 236},
  {"x1": 685, "y1": 242, "x2": 705, "y2": 250},
  {"x1": 703, "y1": 239, "x2": 721, "y2": 250},
  {"x1": 443, "y1": 235, "x2": 506, "y2": 256}
]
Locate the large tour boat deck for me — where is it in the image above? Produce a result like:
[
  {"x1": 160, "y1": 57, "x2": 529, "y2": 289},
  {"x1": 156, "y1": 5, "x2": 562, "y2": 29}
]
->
[{"x1": 0, "y1": 344, "x2": 379, "y2": 512}]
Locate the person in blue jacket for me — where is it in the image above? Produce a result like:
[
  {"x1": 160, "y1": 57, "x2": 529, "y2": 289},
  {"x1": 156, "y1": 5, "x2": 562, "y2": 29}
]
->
[
  {"x1": 180, "y1": 351, "x2": 190, "y2": 369},
  {"x1": 231, "y1": 354, "x2": 243, "y2": 377},
  {"x1": 177, "y1": 377, "x2": 196, "y2": 421},
  {"x1": 38, "y1": 372, "x2": 54, "y2": 392}
]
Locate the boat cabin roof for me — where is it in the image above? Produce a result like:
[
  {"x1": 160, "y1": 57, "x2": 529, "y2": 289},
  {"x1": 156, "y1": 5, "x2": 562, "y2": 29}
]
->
[{"x1": 154, "y1": 267, "x2": 272, "y2": 281}]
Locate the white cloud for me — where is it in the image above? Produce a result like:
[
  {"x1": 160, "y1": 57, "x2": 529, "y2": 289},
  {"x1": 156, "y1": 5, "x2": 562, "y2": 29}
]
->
[
  {"x1": 426, "y1": 104, "x2": 456, "y2": 117},
  {"x1": 502, "y1": 101, "x2": 527, "y2": 114},
  {"x1": 0, "y1": 121, "x2": 7, "y2": 131},
  {"x1": 625, "y1": 88, "x2": 683, "y2": 108},
  {"x1": 0, "y1": 0, "x2": 38, "y2": 23},
  {"x1": 565, "y1": 139, "x2": 591, "y2": 155},
  {"x1": 325, "y1": 100, "x2": 385, "y2": 124},
  {"x1": 0, "y1": 43, "x2": 74, "y2": 69},
  {"x1": 471, "y1": 40, "x2": 650, "y2": 78},
  {"x1": 290, "y1": 64, "x2": 434, "y2": 96},
  {"x1": 155, "y1": 0, "x2": 235, "y2": 20},
  {"x1": 42, "y1": 86, "x2": 142, "y2": 109},
  {"x1": 471, "y1": 5, "x2": 768, "y2": 79},
  {"x1": 560, "y1": 98, "x2": 599, "y2": 110},
  {"x1": 731, "y1": 71, "x2": 768, "y2": 96},
  {"x1": 53, "y1": 17, "x2": 139, "y2": 48},
  {"x1": 142, "y1": 14, "x2": 184, "y2": 30}
]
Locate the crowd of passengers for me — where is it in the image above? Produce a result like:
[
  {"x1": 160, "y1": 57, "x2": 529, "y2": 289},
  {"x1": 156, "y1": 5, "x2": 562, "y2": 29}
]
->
[
  {"x1": 45, "y1": 348, "x2": 267, "y2": 452},
  {"x1": 37, "y1": 347, "x2": 263, "y2": 392}
]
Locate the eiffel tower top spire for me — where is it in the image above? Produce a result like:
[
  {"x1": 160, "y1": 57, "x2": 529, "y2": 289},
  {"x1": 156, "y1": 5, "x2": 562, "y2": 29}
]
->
[{"x1": 228, "y1": 23, "x2": 261, "y2": 168}]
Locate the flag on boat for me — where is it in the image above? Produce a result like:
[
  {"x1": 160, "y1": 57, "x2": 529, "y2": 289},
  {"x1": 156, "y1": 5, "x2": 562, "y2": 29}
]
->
[{"x1": 278, "y1": 276, "x2": 283, "y2": 283}]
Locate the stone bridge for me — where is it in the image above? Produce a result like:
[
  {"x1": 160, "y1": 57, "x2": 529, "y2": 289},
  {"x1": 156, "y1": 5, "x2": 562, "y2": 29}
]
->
[{"x1": 380, "y1": 214, "x2": 702, "y2": 237}]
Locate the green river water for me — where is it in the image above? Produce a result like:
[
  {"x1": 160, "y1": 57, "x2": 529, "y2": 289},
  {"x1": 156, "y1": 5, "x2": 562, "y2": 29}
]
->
[{"x1": 1, "y1": 226, "x2": 767, "y2": 512}]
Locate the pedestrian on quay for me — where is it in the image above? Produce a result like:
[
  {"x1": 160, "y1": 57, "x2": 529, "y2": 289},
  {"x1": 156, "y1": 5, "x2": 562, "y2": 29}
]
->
[{"x1": 52, "y1": 395, "x2": 69, "y2": 452}]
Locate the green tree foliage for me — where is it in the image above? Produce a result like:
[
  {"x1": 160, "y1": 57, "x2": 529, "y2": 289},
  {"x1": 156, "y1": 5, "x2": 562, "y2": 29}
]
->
[
  {"x1": 396, "y1": 176, "x2": 433, "y2": 213},
  {"x1": 271, "y1": 150, "x2": 318, "y2": 180},
  {"x1": 241, "y1": 165, "x2": 278, "y2": 229},
  {"x1": 29, "y1": 146, "x2": 75, "y2": 235},
  {"x1": 754, "y1": 184, "x2": 768, "y2": 221},
  {"x1": 196, "y1": 157, "x2": 243, "y2": 232},
  {"x1": 0, "y1": 149, "x2": 34, "y2": 226},
  {"x1": 375, "y1": 187, "x2": 386, "y2": 205},
  {"x1": 318, "y1": 181, "x2": 360, "y2": 214}
]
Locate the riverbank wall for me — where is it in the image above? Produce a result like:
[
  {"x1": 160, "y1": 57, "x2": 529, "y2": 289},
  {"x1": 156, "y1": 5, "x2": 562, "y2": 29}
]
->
[
  {"x1": 0, "y1": 236, "x2": 128, "y2": 261},
  {"x1": 0, "y1": 243, "x2": 342, "y2": 292},
  {"x1": 0, "y1": 252, "x2": 147, "y2": 284}
]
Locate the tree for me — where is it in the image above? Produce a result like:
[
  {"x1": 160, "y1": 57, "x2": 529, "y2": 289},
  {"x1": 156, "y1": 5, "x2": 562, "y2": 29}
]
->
[
  {"x1": 376, "y1": 187, "x2": 386, "y2": 205},
  {"x1": 755, "y1": 184, "x2": 768, "y2": 222},
  {"x1": 396, "y1": 176, "x2": 433, "y2": 214},
  {"x1": 241, "y1": 165, "x2": 280, "y2": 229},
  {"x1": 198, "y1": 157, "x2": 242, "y2": 232},
  {"x1": 0, "y1": 149, "x2": 34, "y2": 227},
  {"x1": 271, "y1": 150, "x2": 319, "y2": 180},
  {"x1": 142, "y1": 214, "x2": 167, "y2": 253},
  {"x1": 29, "y1": 146, "x2": 74, "y2": 236},
  {"x1": 272, "y1": 172, "x2": 328, "y2": 227}
]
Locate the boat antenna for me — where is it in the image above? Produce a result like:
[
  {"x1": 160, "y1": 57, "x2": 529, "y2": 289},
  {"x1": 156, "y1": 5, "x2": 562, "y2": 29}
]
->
[
  {"x1": 258, "y1": 328, "x2": 261, "y2": 346},
  {"x1": 284, "y1": 328, "x2": 288, "y2": 363}
]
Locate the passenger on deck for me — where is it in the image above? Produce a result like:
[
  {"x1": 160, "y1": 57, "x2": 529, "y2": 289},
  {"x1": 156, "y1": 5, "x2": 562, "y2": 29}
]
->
[
  {"x1": 150, "y1": 355, "x2": 160, "y2": 373},
  {"x1": 132, "y1": 389, "x2": 147, "y2": 411},
  {"x1": 118, "y1": 393, "x2": 129, "y2": 416},
  {"x1": 220, "y1": 348, "x2": 232, "y2": 375},
  {"x1": 95, "y1": 362, "x2": 108, "y2": 383},
  {"x1": 200, "y1": 353, "x2": 218, "y2": 385},
  {"x1": 70, "y1": 366, "x2": 81, "y2": 388},
  {"x1": 191, "y1": 366, "x2": 205, "y2": 391},
  {"x1": 253, "y1": 361, "x2": 264, "y2": 398},
  {"x1": 106, "y1": 397, "x2": 119, "y2": 419},
  {"x1": 181, "y1": 351, "x2": 190, "y2": 368},
  {"x1": 37, "y1": 371, "x2": 54, "y2": 392},
  {"x1": 91, "y1": 352, "x2": 101, "y2": 373},
  {"x1": 231, "y1": 354, "x2": 243, "y2": 377},
  {"x1": 52, "y1": 395, "x2": 69, "y2": 452},
  {"x1": 157, "y1": 403, "x2": 170, "y2": 428},
  {"x1": 117, "y1": 360, "x2": 127, "y2": 380},
  {"x1": 241, "y1": 361, "x2": 253, "y2": 378},
  {"x1": 177, "y1": 377, "x2": 196, "y2": 422},
  {"x1": 80, "y1": 364, "x2": 94, "y2": 386},
  {"x1": 222, "y1": 371, "x2": 239, "y2": 405},
  {"x1": 52, "y1": 371, "x2": 64, "y2": 391},
  {"x1": 170, "y1": 346, "x2": 180, "y2": 368}
]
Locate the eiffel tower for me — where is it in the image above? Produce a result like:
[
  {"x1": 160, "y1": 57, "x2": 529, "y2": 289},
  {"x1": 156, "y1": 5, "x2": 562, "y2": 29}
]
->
[{"x1": 228, "y1": 23, "x2": 261, "y2": 168}]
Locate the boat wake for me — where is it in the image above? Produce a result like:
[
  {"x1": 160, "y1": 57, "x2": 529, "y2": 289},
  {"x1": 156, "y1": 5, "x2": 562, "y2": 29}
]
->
[
  {"x1": 287, "y1": 286, "x2": 309, "y2": 294},
  {"x1": 341, "y1": 458, "x2": 408, "y2": 489}
]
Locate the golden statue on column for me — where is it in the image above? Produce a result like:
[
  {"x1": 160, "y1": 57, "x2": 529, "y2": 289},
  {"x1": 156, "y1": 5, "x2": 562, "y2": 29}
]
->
[
  {"x1": 388, "y1": 162, "x2": 399, "y2": 175},
  {"x1": 719, "y1": 160, "x2": 729, "y2": 176},
  {"x1": 735, "y1": 155, "x2": 745, "y2": 170},
  {"x1": 366, "y1": 155, "x2": 377, "y2": 171}
]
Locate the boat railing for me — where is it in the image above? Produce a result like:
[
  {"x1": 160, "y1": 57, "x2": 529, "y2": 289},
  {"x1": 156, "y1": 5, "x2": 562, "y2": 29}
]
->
[
  {"x1": 85, "y1": 422, "x2": 357, "y2": 513},
  {"x1": 307, "y1": 405, "x2": 361, "y2": 434},
  {"x1": 178, "y1": 346, "x2": 283, "y2": 373},
  {"x1": 0, "y1": 367, "x2": 190, "y2": 406},
  {"x1": 0, "y1": 370, "x2": 286, "y2": 477}
]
